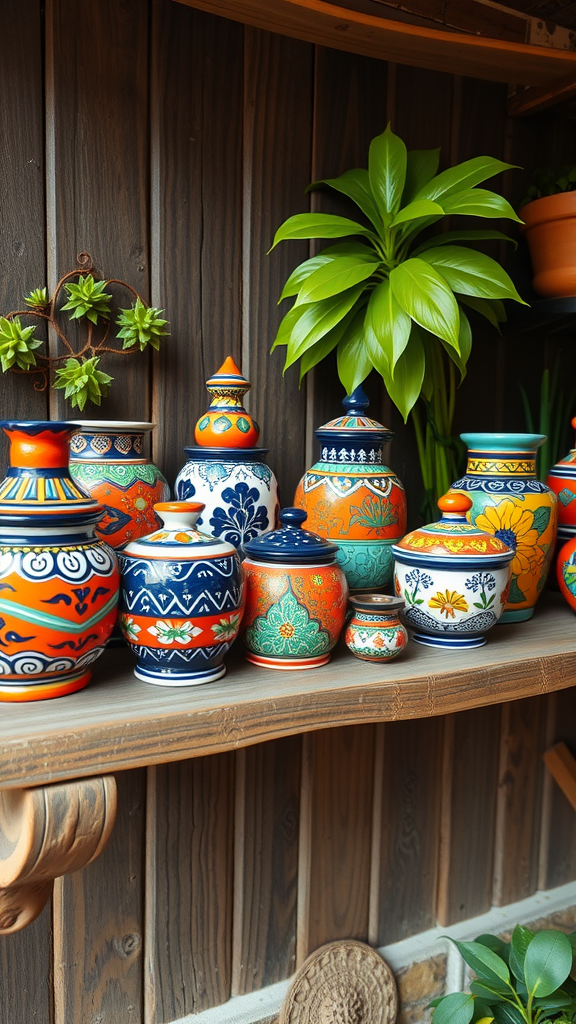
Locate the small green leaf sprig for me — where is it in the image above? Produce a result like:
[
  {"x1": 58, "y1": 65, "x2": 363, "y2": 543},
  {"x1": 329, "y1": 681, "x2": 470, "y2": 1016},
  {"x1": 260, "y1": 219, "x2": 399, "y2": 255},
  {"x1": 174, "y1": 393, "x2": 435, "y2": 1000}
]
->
[
  {"x1": 1, "y1": 253, "x2": 169, "y2": 411},
  {"x1": 431, "y1": 926, "x2": 576, "y2": 1024}
]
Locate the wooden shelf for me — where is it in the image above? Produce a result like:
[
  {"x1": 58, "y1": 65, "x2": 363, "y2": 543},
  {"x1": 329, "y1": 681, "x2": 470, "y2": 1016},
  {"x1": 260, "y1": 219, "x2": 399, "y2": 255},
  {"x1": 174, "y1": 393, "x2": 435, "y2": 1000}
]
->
[
  {"x1": 1, "y1": 592, "x2": 576, "y2": 790},
  {"x1": 506, "y1": 296, "x2": 576, "y2": 336},
  {"x1": 172, "y1": 0, "x2": 576, "y2": 86}
]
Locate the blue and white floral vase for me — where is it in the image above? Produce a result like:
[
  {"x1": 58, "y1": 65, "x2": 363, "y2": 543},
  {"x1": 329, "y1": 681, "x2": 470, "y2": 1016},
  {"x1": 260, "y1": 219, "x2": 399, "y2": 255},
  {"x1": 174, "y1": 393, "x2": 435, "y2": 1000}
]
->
[
  {"x1": 174, "y1": 358, "x2": 279, "y2": 555},
  {"x1": 118, "y1": 501, "x2": 244, "y2": 685},
  {"x1": 392, "y1": 492, "x2": 513, "y2": 649}
]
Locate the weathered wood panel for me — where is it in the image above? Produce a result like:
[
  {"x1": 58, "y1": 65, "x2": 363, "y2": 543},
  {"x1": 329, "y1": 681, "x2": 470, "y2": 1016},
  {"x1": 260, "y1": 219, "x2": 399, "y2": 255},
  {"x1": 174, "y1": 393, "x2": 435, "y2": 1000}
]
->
[
  {"x1": 539, "y1": 688, "x2": 576, "y2": 890},
  {"x1": 145, "y1": 754, "x2": 235, "y2": 1022},
  {"x1": 232, "y1": 736, "x2": 302, "y2": 994},
  {"x1": 297, "y1": 725, "x2": 375, "y2": 962},
  {"x1": 492, "y1": 696, "x2": 546, "y2": 905},
  {"x1": 0, "y1": 0, "x2": 47, "y2": 472},
  {"x1": 53, "y1": 769, "x2": 146, "y2": 1024},
  {"x1": 0, "y1": 902, "x2": 52, "y2": 1024},
  {"x1": 370, "y1": 717, "x2": 444, "y2": 945},
  {"x1": 243, "y1": 28, "x2": 314, "y2": 505},
  {"x1": 437, "y1": 706, "x2": 501, "y2": 925},
  {"x1": 150, "y1": 1, "x2": 244, "y2": 487},
  {"x1": 45, "y1": 0, "x2": 151, "y2": 422}
]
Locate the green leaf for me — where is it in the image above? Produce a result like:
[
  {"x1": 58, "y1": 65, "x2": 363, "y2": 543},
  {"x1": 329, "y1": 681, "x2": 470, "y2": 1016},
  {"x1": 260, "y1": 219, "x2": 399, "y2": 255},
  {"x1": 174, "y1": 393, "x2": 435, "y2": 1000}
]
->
[
  {"x1": 415, "y1": 156, "x2": 518, "y2": 204},
  {"x1": 61, "y1": 274, "x2": 112, "y2": 325},
  {"x1": 402, "y1": 148, "x2": 441, "y2": 205},
  {"x1": 390, "y1": 258, "x2": 460, "y2": 351},
  {"x1": 438, "y1": 307, "x2": 471, "y2": 381},
  {"x1": 510, "y1": 925, "x2": 535, "y2": 983},
  {"x1": 491, "y1": 1004, "x2": 525, "y2": 1024},
  {"x1": 369, "y1": 123, "x2": 407, "y2": 220},
  {"x1": 459, "y1": 295, "x2": 502, "y2": 331},
  {"x1": 336, "y1": 308, "x2": 373, "y2": 394},
  {"x1": 271, "y1": 304, "x2": 307, "y2": 350},
  {"x1": 470, "y1": 981, "x2": 506, "y2": 1004},
  {"x1": 116, "y1": 297, "x2": 169, "y2": 351},
  {"x1": 379, "y1": 324, "x2": 426, "y2": 421},
  {"x1": 475, "y1": 935, "x2": 510, "y2": 961},
  {"x1": 296, "y1": 255, "x2": 381, "y2": 305},
  {"x1": 432, "y1": 992, "x2": 475, "y2": 1024},
  {"x1": 269, "y1": 212, "x2": 375, "y2": 250},
  {"x1": 524, "y1": 930, "x2": 573, "y2": 998},
  {"x1": 53, "y1": 356, "x2": 113, "y2": 411},
  {"x1": 450, "y1": 941, "x2": 511, "y2": 992},
  {"x1": 532, "y1": 506, "x2": 551, "y2": 537},
  {"x1": 279, "y1": 243, "x2": 377, "y2": 300},
  {"x1": 288, "y1": 306, "x2": 357, "y2": 376},
  {"x1": 508, "y1": 576, "x2": 526, "y2": 603},
  {"x1": 365, "y1": 278, "x2": 411, "y2": 376},
  {"x1": 24, "y1": 286, "x2": 50, "y2": 309},
  {"x1": 413, "y1": 229, "x2": 517, "y2": 255},
  {"x1": 284, "y1": 285, "x2": 366, "y2": 364},
  {"x1": 391, "y1": 199, "x2": 444, "y2": 228},
  {"x1": 308, "y1": 168, "x2": 383, "y2": 230},
  {"x1": 420, "y1": 246, "x2": 526, "y2": 304},
  {"x1": 442, "y1": 189, "x2": 523, "y2": 223}
]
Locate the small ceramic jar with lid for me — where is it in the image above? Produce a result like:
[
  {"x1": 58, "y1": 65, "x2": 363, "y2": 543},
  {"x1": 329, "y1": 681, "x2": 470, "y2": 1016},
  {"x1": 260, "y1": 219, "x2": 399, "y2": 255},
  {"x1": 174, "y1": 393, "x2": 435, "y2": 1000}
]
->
[
  {"x1": 242, "y1": 507, "x2": 349, "y2": 670},
  {"x1": 392, "y1": 493, "x2": 514, "y2": 649},
  {"x1": 344, "y1": 594, "x2": 407, "y2": 662},
  {"x1": 118, "y1": 501, "x2": 244, "y2": 685}
]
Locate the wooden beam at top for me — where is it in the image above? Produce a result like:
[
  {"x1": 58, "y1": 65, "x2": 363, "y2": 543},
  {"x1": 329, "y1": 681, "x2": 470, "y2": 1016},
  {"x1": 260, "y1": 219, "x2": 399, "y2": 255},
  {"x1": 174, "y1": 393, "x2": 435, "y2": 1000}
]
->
[
  {"x1": 171, "y1": 0, "x2": 576, "y2": 85},
  {"x1": 509, "y1": 68, "x2": 576, "y2": 113}
]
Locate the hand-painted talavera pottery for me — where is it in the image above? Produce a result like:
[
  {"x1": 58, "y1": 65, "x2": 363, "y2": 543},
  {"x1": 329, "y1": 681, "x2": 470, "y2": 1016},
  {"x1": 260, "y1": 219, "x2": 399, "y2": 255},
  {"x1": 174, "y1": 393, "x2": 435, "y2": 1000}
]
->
[
  {"x1": 392, "y1": 493, "x2": 513, "y2": 649},
  {"x1": 556, "y1": 534, "x2": 576, "y2": 612},
  {"x1": 175, "y1": 358, "x2": 279, "y2": 555},
  {"x1": 0, "y1": 421, "x2": 120, "y2": 701},
  {"x1": 293, "y1": 387, "x2": 406, "y2": 592},
  {"x1": 242, "y1": 508, "x2": 349, "y2": 670},
  {"x1": 118, "y1": 501, "x2": 244, "y2": 685},
  {"x1": 344, "y1": 594, "x2": 407, "y2": 662},
  {"x1": 69, "y1": 421, "x2": 170, "y2": 547},
  {"x1": 547, "y1": 417, "x2": 576, "y2": 537},
  {"x1": 450, "y1": 433, "x2": 557, "y2": 622}
]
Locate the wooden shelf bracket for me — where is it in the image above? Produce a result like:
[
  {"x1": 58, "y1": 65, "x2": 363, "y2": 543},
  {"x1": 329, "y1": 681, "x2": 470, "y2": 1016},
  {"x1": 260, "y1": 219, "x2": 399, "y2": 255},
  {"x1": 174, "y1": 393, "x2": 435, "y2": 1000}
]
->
[
  {"x1": 544, "y1": 741, "x2": 576, "y2": 813},
  {"x1": 0, "y1": 774, "x2": 117, "y2": 934}
]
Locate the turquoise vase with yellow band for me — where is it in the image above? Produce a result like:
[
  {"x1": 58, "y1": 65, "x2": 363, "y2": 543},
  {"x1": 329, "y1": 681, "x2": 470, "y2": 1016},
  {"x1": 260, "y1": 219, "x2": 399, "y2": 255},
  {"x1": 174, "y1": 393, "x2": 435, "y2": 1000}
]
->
[{"x1": 449, "y1": 433, "x2": 557, "y2": 622}]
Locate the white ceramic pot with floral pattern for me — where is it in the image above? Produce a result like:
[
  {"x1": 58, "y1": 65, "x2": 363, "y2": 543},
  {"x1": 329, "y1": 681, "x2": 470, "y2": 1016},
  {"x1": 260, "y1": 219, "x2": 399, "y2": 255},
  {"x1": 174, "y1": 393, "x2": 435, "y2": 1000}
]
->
[{"x1": 392, "y1": 493, "x2": 513, "y2": 649}]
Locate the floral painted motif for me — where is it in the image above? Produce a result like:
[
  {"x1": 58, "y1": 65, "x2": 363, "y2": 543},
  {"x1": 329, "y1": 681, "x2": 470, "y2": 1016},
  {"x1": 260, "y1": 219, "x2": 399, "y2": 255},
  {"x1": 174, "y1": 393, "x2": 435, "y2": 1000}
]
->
[
  {"x1": 345, "y1": 494, "x2": 398, "y2": 536},
  {"x1": 210, "y1": 482, "x2": 270, "y2": 548},
  {"x1": 428, "y1": 590, "x2": 469, "y2": 619},
  {"x1": 120, "y1": 614, "x2": 141, "y2": 642},
  {"x1": 474, "y1": 499, "x2": 548, "y2": 601},
  {"x1": 147, "y1": 619, "x2": 202, "y2": 645},
  {"x1": 403, "y1": 568, "x2": 434, "y2": 605},
  {"x1": 465, "y1": 571, "x2": 496, "y2": 610},
  {"x1": 211, "y1": 613, "x2": 241, "y2": 641},
  {"x1": 244, "y1": 586, "x2": 330, "y2": 658}
]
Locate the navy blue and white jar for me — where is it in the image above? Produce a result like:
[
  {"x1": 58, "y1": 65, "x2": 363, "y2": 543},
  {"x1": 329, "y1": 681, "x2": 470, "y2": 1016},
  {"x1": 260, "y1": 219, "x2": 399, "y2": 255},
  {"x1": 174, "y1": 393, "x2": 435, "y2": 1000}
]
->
[
  {"x1": 174, "y1": 448, "x2": 279, "y2": 556},
  {"x1": 392, "y1": 492, "x2": 513, "y2": 649},
  {"x1": 118, "y1": 501, "x2": 244, "y2": 685}
]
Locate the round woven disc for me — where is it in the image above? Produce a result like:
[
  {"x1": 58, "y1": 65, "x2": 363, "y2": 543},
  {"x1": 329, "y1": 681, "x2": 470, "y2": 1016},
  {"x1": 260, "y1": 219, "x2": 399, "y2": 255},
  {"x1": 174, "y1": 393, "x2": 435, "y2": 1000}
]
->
[{"x1": 279, "y1": 940, "x2": 398, "y2": 1024}]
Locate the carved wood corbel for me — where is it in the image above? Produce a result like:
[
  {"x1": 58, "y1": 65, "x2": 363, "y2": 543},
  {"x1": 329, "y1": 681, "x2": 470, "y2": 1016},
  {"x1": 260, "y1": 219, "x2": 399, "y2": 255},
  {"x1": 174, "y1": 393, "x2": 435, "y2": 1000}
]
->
[{"x1": 0, "y1": 774, "x2": 117, "y2": 934}]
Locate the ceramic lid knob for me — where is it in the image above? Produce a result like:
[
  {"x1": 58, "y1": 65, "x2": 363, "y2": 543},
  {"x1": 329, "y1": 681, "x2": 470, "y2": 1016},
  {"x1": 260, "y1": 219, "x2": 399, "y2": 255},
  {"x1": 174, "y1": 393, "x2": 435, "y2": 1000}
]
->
[
  {"x1": 243, "y1": 506, "x2": 340, "y2": 564},
  {"x1": 437, "y1": 493, "x2": 473, "y2": 517}
]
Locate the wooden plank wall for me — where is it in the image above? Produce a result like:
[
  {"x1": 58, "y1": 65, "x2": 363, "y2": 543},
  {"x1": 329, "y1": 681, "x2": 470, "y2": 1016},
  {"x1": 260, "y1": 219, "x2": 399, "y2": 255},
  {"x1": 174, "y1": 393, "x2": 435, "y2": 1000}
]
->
[{"x1": 1, "y1": 2, "x2": 576, "y2": 1023}]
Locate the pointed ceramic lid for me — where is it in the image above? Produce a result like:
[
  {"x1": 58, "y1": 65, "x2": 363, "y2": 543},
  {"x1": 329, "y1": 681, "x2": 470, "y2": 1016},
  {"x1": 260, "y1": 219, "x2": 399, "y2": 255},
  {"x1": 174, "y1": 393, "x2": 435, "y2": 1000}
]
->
[
  {"x1": 121, "y1": 502, "x2": 237, "y2": 559},
  {"x1": 393, "y1": 493, "x2": 514, "y2": 563},
  {"x1": 244, "y1": 508, "x2": 339, "y2": 564},
  {"x1": 315, "y1": 387, "x2": 393, "y2": 444},
  {"x1": 194, "y1": 356, "x2": 261, "y2": 449},
  {"x1": 205, "y1": 356, "x2": 251, "y2": 393}
]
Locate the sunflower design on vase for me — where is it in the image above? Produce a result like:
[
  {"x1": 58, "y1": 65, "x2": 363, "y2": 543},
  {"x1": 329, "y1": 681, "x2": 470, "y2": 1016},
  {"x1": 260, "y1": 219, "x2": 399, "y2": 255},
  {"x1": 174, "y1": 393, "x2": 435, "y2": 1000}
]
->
[
  {"x1": 392, "y1": 493, "x2": 513, "y2": 649},
  {"x1": 450, "y1": 433, "x2": 557, "y2": 622},
  {"x1": 242, "y1": 508, "x2": 349, "y2": 670},
  {"x1": 293, "y1": 386, "x2": 406, "y2": 591}
]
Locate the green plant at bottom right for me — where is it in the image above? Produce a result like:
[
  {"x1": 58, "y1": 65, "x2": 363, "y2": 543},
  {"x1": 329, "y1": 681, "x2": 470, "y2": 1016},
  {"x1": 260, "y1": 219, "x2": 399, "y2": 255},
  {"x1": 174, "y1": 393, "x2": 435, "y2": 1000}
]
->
[{"x1": 431, "y1": 926, "x2": 576, "y2": 1024}]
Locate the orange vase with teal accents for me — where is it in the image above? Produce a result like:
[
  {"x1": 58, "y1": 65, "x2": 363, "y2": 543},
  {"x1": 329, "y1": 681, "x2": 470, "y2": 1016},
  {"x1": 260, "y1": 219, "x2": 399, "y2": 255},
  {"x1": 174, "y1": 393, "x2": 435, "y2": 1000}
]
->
[
  {"x1": 293, "y1": 387, "x2": 406, "y2": 592},
  {"x1": 450, "y1": 433, "x2": 557, "y2": 622},
  {"x1": 0, "y1": 421, "x2": 120, "y2": 701}
]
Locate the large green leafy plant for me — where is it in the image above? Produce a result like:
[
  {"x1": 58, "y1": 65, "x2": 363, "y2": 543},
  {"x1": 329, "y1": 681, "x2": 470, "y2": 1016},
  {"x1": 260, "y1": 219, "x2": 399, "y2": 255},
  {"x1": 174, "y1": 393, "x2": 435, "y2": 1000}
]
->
[
  {"x1": 0, "y1": 253, "x2": 169, "y2": 410},
  {"x1": 432, "y1": 926, "x2": 576, "y2": 1024},
  {"x1": 270, "y1": 125, "x2": 526, "y2": 519}
]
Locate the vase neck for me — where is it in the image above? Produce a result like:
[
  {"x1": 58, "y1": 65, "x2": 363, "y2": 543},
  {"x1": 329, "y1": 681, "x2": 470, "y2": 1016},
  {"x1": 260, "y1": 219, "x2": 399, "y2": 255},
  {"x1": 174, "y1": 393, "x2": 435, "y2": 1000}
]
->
[
  {"x1": 465, "y1": 451, "x2": 537, "y2": 478},
  {"x1": 3, "y1": 422, "x2": 73, "y2": 469}
]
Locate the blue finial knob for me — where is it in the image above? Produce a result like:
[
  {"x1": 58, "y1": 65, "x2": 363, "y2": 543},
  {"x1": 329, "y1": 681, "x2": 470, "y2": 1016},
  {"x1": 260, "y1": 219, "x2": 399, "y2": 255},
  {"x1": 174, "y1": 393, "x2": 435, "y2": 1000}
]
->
[
  {"x1": 342, "y1": 386, "x2": 369, "y2": 415},
  {"x1": 279, "y1": 507, "x2": 307, "y2": 529}
]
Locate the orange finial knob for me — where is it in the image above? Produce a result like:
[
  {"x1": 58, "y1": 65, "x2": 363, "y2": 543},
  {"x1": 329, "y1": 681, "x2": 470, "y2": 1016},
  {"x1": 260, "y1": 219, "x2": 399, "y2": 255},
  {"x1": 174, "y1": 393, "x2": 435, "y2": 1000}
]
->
[
  {"x1": 194, "y1": 356, "x2": 260, "y2": 448},
  {"x1": 438, "y1": 492, "x2": 473, "y2": 515},
  {"x1": 571, "y1": 415, "x2": 576, "y2": 433}
]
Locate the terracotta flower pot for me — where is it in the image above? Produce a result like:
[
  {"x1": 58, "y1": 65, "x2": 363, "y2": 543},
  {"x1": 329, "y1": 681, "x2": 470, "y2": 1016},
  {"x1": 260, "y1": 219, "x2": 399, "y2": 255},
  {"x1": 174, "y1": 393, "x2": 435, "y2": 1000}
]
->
[{"x1": 521, "y1": 192, "x2": 576, "y2": 298}]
